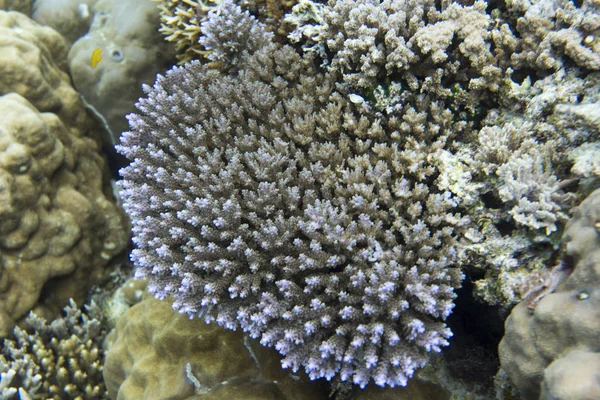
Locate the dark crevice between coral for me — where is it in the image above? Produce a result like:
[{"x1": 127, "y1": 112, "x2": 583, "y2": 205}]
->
[
  {"x1": 485, "y1": 0, "x2": 507, "y2": 13},
  {"x1": 481, "y1": 191, "x2": 502, "y2": 209},
  {"x1": 495, "y1": 220, "x2": 516, "y2": 237},
  {"x1": 444, "y1": 278, "x2": 505, "y2": 396},
  {"x1": 104, "y1": 143, "x2": 129, "y2": 180},
  {"x1": 572, "y1": 0, "x2": 583, "y2": 8},
  {"x1": 510, "y1": 67, "x2": 540, "y2": 85}
]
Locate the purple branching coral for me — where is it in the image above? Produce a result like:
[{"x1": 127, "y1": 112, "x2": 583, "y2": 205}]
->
[
  {"x1": 117, "y1": 0, "x2": 597, "y2": 388},
  {"x1": 117, "y1": 0, "x2": 472, "y2": 388}
]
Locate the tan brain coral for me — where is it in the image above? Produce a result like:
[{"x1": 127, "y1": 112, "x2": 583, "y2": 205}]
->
[
  {"x1": 0, "y1": 11, "x2": 128, "y2": 337},
  {"x1": 103, "y1": 293, "x2": 329, "y2": 400}
]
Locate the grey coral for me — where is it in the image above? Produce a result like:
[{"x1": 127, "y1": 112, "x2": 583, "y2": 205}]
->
[
  {"x1": 117, "y1": 3, "x2": 471, "y2": 388},
  {"x1": 199, "y1": 0, "x2": 273, "y2": 69},
  {"x1": 287, "y1": 0, "x2": 506, "y2": 100}
]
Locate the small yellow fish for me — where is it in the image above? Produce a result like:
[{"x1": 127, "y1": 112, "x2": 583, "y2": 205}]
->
[{"x1": 90, "y1": 48, "x2": 102, "y2": 68}]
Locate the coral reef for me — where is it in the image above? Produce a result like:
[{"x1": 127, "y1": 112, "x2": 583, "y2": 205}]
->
[
  {"x1": 498, "y1": 187, "x2": 600, "y2": 400},
  {"x1": 0, "y1": 300, "x2": 109, "y2": 399},
  {"x1": 103, "y1": 293, "x2": 328, "y2": 400},
  {"x1": 0, "y1": 11, "x2": 128, "y2": 337},
  {"x1": 286, "y1": 2, "x2": 594, "y2": 293},
  {"x1": 118, "y1": 1, "x2": 473, "y2": 388},
  {"x1": 466, "y1": 67, "x2": 599, "y2": 305},
  {"x1": 118, "y1": 0, "x2": 599, "y2": 391}
]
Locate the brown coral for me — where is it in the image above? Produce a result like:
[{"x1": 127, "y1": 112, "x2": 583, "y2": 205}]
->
[
  {"x1": 498, "y1": 188, "x2": 600, "y2": 399},
  {"x1": 103, "y1": 294, "x2": 328, "y2": 400},
  {"x1": 0, "y1": 11, "x2": 128, "y2": 337}
]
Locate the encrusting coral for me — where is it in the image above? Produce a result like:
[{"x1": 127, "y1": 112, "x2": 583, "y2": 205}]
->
[
  {"x1": 0, "y1": 300, "x2": 109, "y2": 399},
  {"x1": 103, "y1": 292, "x2": 328, "y2": 400}
]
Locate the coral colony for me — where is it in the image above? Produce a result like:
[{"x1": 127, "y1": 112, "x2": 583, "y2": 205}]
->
[{"x1": 118, "y1": 0, "x2": 598, "y2": 389}]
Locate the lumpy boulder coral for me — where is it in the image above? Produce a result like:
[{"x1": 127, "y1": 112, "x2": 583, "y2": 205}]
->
[
  {"x1": 498, "y1": 187, "x2": 600, "y2": 400},
  {"x1": 0, "y1": 11, "x2": 128, "y2": 336},
  {"x1": 103, "y1": 294, "x2": 328, "y2": 400},
  {"x1": 118, "y1": 2, "x2": 471, "y2": 388}
]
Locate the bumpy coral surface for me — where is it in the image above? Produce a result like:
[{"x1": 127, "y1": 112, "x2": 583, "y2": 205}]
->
[
  {"x1": 0, "y1": 0, "x2": 31, "y2": 13},
  {"x1": 0, "y1": 300, "x2": 109, "y2": 399},
  {"x1": 118, "y1": 2, "x2": 471, "y2": 388},
  {"x1": 498, "y1": 187, "x2": 600, "y2": 400},
  {"x1": 104, "y1": 294, "x2": 328, "y2": 400},
  {"x1": 0, "y1": 11, "x2": 128, "y2": 337}
]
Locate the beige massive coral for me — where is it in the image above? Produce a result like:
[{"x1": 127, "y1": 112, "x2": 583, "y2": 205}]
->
[
  {"x1": 498, "y1": 187, "x2": 600, "y2": 399},
  {"x1": 103, "y1": 293, "x2": 329, "y2": 400},
  {"x1": 0, "y1": 11, "x2": 128, "y2": 336}
]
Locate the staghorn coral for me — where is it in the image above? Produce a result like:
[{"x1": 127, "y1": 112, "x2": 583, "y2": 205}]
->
[
  {"x1": 496, "y1": 140, "x2": 565, "y2": 235},
  {"x1": 241, "y1": 0, "x2": 298, "y2": 39},
  {"x1": 0, "y1": 300, "x2": 109, "y2": 399},
  {"x1": 154, "y1": 0, "x2": 219, "y2": 65},
  {"x1": 199, "y1": 0, "x2": 274, "y2": 69},
  {"x1": 501, "y1": 0, "x2": 600, "y2": 71},
  {"x1": 286, "y1": 0, "x2": 507, "y2": 107},
  {"x1": 119, "y1": 0, "x2": 598, "y2": 390},
  {"x1": 118, "y1": 2, "x2": 474, "y2": 388},
  {"x1": 285, "y1": 0, "x2": 593, "y2": 307}
]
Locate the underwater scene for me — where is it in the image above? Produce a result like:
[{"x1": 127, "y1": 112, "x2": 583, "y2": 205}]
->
[{"x1": 0, "y1": 0, "x2": 598, "y2": 399}]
